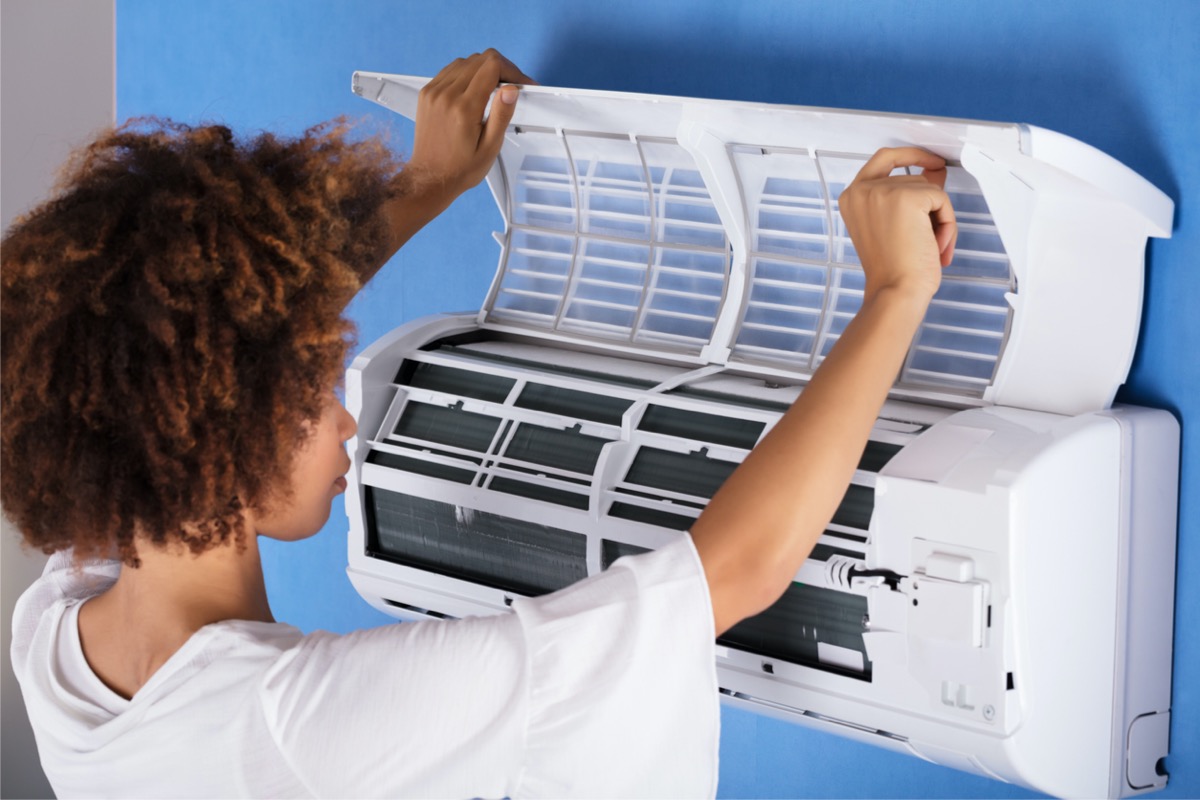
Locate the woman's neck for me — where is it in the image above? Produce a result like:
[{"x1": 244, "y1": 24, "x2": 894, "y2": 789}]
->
[{"x1": 77, "y1": 532, "x2": 273, "y2": 699}]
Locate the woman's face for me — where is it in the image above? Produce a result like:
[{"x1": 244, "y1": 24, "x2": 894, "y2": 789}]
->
[{"x1": 254, "y1": 392, "x2": 357, "y2": 541}]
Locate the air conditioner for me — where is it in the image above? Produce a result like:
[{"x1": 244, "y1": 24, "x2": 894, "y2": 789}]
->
[{"x1": 344, "y1": 73, "x2": 1178, "y2": 798}]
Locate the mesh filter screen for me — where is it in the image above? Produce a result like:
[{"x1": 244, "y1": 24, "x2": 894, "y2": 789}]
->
[
  {"x1": 625, "y1": 447, "x2": 738, "y2": 498},
  {"x1": 515, "y1": 383, "x2": 633, "y2": 424},
  {"x1": 720, "y1": 582, "x2": 872, "y2": 681},
  {"x1": 603, "y1": 538, "x2": 871, "y2": 681},
  {"x1": 367, "y1": 487, "x2": 587, "y2": 597},
  {"x1": 399, "y1": 362, "x2": 515, "y2": 403},
  {"x1": 639, "y1": 405, "x2": 765, "y2": 449}
]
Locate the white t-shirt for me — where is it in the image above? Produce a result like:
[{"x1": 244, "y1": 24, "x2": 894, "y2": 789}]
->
[{"x1": 10, "y1": 537, "x2": 719, "y2": 798}]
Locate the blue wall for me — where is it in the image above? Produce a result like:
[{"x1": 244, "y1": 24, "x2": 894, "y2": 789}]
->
[{"x1": 117, "y1": 2, "x2": 1198, "y2": 797}]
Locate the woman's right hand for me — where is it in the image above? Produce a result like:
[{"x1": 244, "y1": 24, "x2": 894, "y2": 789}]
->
[
  {"x1": 407, "y1": 49, "x2": 536, "y2": 205},
  {"x1": 362, "y1": 50, "x2": 535, "y2": 287},
  {"x1": 838, "y1": 146, "x2": 957, "y2": 304}
]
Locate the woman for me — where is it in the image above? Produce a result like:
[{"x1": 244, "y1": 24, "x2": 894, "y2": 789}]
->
[{"x1": 3, "y1": 51, "x2": 955, "y2": 798}]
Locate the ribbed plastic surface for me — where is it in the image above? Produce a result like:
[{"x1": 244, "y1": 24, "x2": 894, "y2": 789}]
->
[{"x1": 491, "y1": 131, "x2": 1012, "y2": 396}]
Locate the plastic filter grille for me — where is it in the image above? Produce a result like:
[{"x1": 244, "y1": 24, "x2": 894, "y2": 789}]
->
[
  {"x1": 370, "y1": 352, "x2": 634, "y2": 513},
  {"x1": 731, "y1": 147, "x2": 1013, "y2": 396},
  {"x1": 363, "y1": 338, "x2": 919, "y2": 679},
  {"x1": 369, "y1": 341, "x2": 917, "y2": 533},
  {"x1": 491, "y1": 130, "x2": 729, "y2": 352}
]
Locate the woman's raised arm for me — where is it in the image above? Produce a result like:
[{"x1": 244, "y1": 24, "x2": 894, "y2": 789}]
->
[{"x1": 691, "y1": 147, "x2": 957, "y2": 635}]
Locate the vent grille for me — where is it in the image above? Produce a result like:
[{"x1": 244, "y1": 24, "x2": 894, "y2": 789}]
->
[
  {"x1": 495, "y1": 136, "x2": 1013, "y2": 398},
  {"x1": 362, "y1": 337, "x2": 925, "y2": 684},
  {"x1": 377, "y1": 351, "x2": 634, "y2": 511},
  {"x1": 492, "y1": 130, "x2": 730, "y2": 351},
  {"x1": 729, "y1": 148, "x2": 1013, "y2": 397},
  {"x1": 371, "y1": 341, "x2": 915, "y2": 533}
]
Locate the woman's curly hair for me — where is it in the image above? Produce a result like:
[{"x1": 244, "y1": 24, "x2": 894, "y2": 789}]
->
[{"x1": 1, "y1": 117, "x2": 399, "y2": 565}]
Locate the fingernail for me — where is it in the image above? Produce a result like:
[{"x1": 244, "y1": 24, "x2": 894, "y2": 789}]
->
[{"x1": 499, "y1": 85, "x2": 519, "y2": 104}]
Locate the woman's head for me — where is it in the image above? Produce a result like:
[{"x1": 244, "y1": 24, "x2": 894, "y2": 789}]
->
[{"x1": 1, "y1": 117, "x2": 398, "y2": 565}]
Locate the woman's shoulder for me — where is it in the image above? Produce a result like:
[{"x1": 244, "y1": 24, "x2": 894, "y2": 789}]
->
[{"x1": 11, "y1": 550, "x2": 119, "y2": 661}]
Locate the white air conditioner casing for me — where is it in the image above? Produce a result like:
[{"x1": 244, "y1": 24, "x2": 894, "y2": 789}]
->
[{"x1": 344, "y1": 74, "x2": 1178, "y2": 798}]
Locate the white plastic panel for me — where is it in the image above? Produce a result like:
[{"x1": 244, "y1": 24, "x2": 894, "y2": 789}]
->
[
  {"x1": 493, "y1": 132, "x2": 1014, "y2": 395},
  {"x1": 727, "y1": 148, "x2": 1012, "y2": 395},
  {"x1": 353, "y1": 70, "x2": 1173, "y2": 419},
  {"x1": 490, "y1": 129, "x2": 730, "y2": 353}
]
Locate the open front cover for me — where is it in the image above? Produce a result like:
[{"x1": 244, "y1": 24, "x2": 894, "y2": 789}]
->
[{"x1": 353, "y1": 72, "x2": 1172, "y2": 415}]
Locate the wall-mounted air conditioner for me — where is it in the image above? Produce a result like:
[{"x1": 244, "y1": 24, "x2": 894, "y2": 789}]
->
[{"x1": 344, "y1": 73, "x2": 1178, "y2": 799}]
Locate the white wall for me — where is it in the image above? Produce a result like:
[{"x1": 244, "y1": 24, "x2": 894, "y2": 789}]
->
[{"x1": 2, "y1": 1, "x2": 115, "y2": 796}]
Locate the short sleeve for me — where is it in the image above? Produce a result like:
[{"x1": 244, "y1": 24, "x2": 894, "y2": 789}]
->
[
  {"x1": 259, "y1": 611, "x2": 530, "y2": 799},
  {"x1": 258, "y1": 534, "x2": 719, "y2": 799},
  {"x1": 512, "y1": 535, "x2": 720, "y2": 798}
]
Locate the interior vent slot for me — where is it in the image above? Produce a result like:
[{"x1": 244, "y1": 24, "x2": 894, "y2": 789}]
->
[
  {"x1": 624, "y1": 447, "x2": 738, "y2": 499},
  {"x1": 502, "y1": 422, "x2": 608, "y2": 475},
  {"x1": 608, "y1": 501, "x2": 696, "y2": 531},
  {"x1": 618, "y1": 448, "x2": 875, "y2": 531},
  {"x1": 821, "y1": 527, "x2": 868, "y2": 544},
  {"x1": 638, "y1": 405, "x2": 765, "y2": 449},
  {"x1": 366, "y1": 487, "x2": 587, "y2": 597},
  {"x1": 433, "y1": 343, "x2": 660, "y2": 390},
  {"x1": 668, "y1": 385, "x2": 791, "y2": 413},
  {"x1": 514, "y1": 383, "x2": 633, "y2": 424},
  {"x1": 601, "y1": 539, "x2": 652, "y2": 569},
  {"x1": 382, "y1": 598, "x2": 456, "y2": 620},
  {"x1": 810, "y1": 542, "x2": 868, "y2": 562},
  {"x1": 858, "y1": 440, "x2": 903, "y2": 473},
  {"x1": 489, "y1": 477, "x2": 589, "y2": 510},
  {"x1": 397, "y1": 361, "x2": 515, "y2": 403},
  {"x1": 831, "y1": 484, "x2": 875, "y2": 531},
  {"x1": 366, "y1": 449, "x2": 476, "y2": 484},
  {"x1": 719, "y1": 581, "x2": 872, "y2": 681},
  {"x1": 392, "y1": 402, "x2": 501, "y2": 453}
]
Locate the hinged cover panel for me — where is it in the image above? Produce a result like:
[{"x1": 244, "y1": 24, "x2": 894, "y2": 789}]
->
[{"x1": 353, "y1": 72, "x2": 1172, "y2": 415}]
